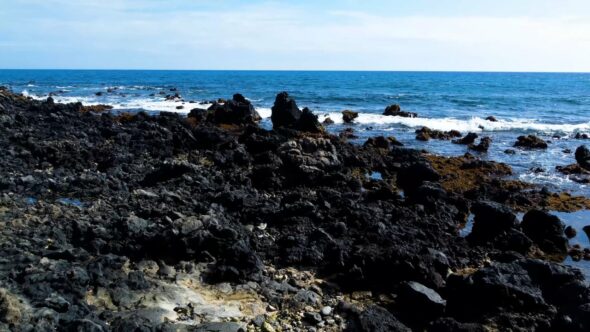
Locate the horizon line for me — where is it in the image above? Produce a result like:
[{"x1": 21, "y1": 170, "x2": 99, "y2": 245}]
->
[{"x1": 1, "y1": 68, "x2": 590, "y2": 74}]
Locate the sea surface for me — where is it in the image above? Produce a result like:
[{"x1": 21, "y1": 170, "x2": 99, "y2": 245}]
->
[{"x1": 1, "y1": 69, "x2": 590, "y2": 276}]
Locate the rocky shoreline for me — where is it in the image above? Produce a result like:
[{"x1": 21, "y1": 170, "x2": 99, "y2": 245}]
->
[{"x1": 1, "y1": 87, "x2": 590, "y2": 331}]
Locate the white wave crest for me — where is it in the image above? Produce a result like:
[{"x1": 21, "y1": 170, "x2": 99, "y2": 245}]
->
[{"x1": 314, "y1": 112, "x2": 590, "y2": 134}]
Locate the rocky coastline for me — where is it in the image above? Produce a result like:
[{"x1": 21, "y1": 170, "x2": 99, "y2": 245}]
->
[{"x1": 1, "y1": 87, "x2": 590, "y2": 331}]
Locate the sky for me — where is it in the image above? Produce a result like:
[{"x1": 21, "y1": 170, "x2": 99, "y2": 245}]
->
[{"x1": 1, "y1": 0, "x2": 590, "y2": 71}]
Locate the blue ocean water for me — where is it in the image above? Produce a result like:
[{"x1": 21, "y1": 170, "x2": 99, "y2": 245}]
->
[{"x1": 2, "y1": 70, "x2": 590, "y2": 196}]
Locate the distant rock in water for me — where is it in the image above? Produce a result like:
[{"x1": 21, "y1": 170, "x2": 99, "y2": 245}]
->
[
  {"x1": 575, "y1": 133, "x2": 589, "y2": 139},
  {"x1": 415, "y1": 127, "x2": 462, "y2": 141},
  {"x1": 383, "y1": 104, "x2": 417, "y2": 118},
  {"x1": 270, "y1": 92, "x2": 324, "y2": 132},
  {"x1": 342, "y1": 110, "x2": 358, "y2": 123},
  {"x1": 469, "y1": 137, "x2": 492, "y2": 152},
  {"x1": 514, "y1": 135, "x2": 548, "y2": 149},
  {"x1": 322, "y1": 117, "x2": 334, "y2": 125},
  {"x1": 485, "y1": 116, "x2": 498, "y2": 122}
]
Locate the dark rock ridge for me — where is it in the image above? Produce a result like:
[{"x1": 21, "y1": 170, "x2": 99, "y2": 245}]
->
[
  {"x1": 383, "y1": 104, "x2": 417, "y2": 118},
  {"x1": 0, "y1": 88, "x2": 589, "y2": 331}
]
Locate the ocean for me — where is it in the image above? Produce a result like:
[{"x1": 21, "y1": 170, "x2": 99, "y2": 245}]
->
[
  {"x1": 2, "y1": 69, "x2": 590, "y2": 196},
  {"x1": 1, "y1": 69, "x2": 590, "y2": 275}
]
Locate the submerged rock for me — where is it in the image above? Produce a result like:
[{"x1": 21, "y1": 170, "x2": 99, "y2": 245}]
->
[{"x1": 515, "y1": 135, "x2": 548, "y2": 149}]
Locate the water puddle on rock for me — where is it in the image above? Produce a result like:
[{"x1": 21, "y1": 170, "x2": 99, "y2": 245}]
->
[
  {"x1": 459, "y1": 213, "x2": 475, "y2": 238},
  {"x1": 57, "y1": 198, "x2": 84, "y2": 207},
  {"x1": 369, "y1": 171, "x2": 383, "y2": 181}
]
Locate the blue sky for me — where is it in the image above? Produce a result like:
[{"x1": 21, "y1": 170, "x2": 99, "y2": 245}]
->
[{"x1": 1, "y1": 0, "x2": 590, "y2": 71}]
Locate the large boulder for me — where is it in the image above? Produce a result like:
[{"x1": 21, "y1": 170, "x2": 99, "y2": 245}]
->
[
  {"x1": 383, "y1": 104, "x2": 417, "y2": 118},
  {"x1": 521, "y1": 210, "x2": 568, "y2": 256},
  {"x1": 575, "y1": 145, "x2": 590, "y2": 169},
  {"x1": 514, "y1": 135, "x2": 548, "y2": 149},
  {"x1": 207, "y1": 93, "x2": 261, "y2": 125},
  {"x1": 271, "y1": 92, "x2": 301, "y2": 128}
]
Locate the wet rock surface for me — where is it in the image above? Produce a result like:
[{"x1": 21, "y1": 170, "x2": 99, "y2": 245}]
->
[{"x1": 0, "y1": 88, "x2": 589, "y2": 331}]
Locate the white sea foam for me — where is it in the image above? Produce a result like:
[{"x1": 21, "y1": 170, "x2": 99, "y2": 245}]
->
[
  {"x1": 315, "y1": 112, "x2": 590, "y2": 134},
  {"x1": 29, "y1": 94, "x2": 590, "y2": 134}
]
